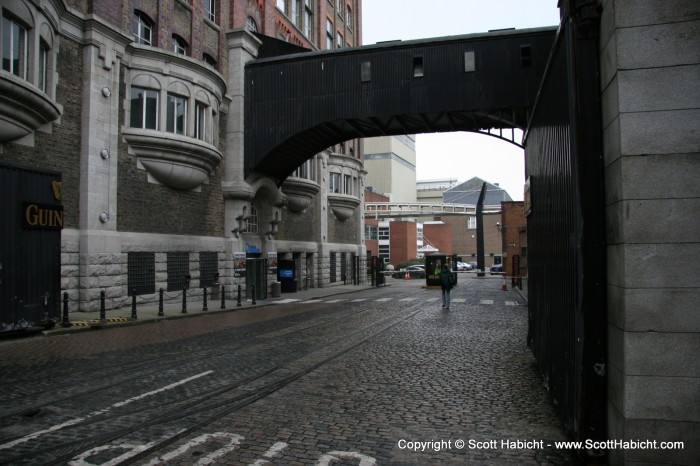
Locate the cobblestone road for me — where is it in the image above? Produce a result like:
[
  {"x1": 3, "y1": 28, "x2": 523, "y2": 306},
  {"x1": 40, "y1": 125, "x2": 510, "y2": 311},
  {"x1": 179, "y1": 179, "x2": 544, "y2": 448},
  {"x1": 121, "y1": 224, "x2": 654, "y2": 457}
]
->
[{"x1": 0, "y1": 277, "x2": 582, "y2": 465}]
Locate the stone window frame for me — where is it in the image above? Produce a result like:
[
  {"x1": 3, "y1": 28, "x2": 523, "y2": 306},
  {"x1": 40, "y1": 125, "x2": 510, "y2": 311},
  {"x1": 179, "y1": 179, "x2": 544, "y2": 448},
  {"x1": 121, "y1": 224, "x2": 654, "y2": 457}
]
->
[
  {"x1": 0, "y1": 1, "x2": 58, "y2": 99},
  {"x1": 127, "y1": 73, "x2": 217, "y2": 144}
]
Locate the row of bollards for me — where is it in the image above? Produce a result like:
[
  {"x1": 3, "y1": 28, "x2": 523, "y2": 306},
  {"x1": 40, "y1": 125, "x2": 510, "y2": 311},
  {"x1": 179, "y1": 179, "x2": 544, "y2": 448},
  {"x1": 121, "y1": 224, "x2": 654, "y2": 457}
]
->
[{"x1": 59, "y1": 284, "x2": 264, "y2": 328}]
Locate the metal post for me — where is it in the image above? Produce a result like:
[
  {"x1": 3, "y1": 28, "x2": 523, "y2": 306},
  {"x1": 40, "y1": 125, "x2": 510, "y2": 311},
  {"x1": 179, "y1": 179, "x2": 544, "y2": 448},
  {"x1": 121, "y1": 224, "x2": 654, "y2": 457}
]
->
[
  {"x1": 237, "y1": 284, "x2": 241, "y2": 307},
  {"x1": 99, "y1": 290, "x2": 106, "y2": 323},
  {"x1": 182, "y1": 288, "x2": 187, "y2": 313},
  {"x1": 158, "y1": 288, "x2": 164, "y2": 316},
  {"x1": 61, "y1": 292, "x2": 70, "y2": 327},
  {"x1": 252, "y1": 285, "x2": 256, "y2": 305},
  {"x1": 220, "y1": 285, "x2": 226, "y2": 309},
  {"x1": 130, "y1": 288, "x2": 137, "y2": 320},
  {"x1": 202, "y1": 286, "x2": 208, "y2": 311}
]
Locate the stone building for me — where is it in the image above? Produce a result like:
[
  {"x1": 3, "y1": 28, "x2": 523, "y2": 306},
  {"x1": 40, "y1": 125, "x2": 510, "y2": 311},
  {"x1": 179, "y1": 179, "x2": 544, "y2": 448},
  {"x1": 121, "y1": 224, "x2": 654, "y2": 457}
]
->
[{"x1": 0, "y1": 0, "x2": 365, "y2": 313}]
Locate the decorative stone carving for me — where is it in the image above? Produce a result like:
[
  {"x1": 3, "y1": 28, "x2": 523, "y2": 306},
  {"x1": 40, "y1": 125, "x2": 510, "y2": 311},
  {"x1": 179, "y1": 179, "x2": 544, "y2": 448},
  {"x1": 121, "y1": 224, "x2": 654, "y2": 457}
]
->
[
  {"x1": 328, "y1": 193, "x2": 361, "y2": 221},
  {"x1": 282, "y1": 177, "x2": 321, "y2": 213}
]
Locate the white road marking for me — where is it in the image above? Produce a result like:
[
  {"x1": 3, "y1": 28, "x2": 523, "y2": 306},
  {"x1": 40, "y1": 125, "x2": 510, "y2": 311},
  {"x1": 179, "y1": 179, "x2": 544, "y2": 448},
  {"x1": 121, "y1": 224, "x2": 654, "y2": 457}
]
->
[
  {"x1": 425, "y1": 298, "x2": 439, "y2": 303},
  {"x1": 325, "y1": 299, "x2": 347, "y2": 303},
  {"x1": 141, "y1": 432, "x2": 244, "y2": 466},
  {"x1": 249, "y1": 441, "x2": 289, "y2": 465},
  {"x1": 272, "y1": 299, "x2": 301, "y2": 304},
  {"x1": 480, "y1": 299, "x2": 494, "y2": 305},
  {"x1": 351, "y1": 298, "x2": 367, "y2": 302},
  {"x1": 0, "y1": 371, "x2": 214, "y2": 450},
  {"x1": 399, "y1": 298, "x2": 416, "y2": 302},
  {"x1": 316, "y1": 451, "x2": 377, "y2": 466},
  {"x1": 452, "y1": 298, "x2": 466, "y2": 303},
  {"x1": 505, "y1": 301, "x2": 518, "y2": 306},
  {"x1": 374, "y1": 298, "x2": 393, "y2": 302}
]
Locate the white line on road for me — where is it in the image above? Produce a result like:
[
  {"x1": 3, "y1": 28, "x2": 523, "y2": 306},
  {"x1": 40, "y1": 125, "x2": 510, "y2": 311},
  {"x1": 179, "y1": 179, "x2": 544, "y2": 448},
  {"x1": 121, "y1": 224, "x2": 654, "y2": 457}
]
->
[
  {"x1": 480, "y1": 299, "x2": 494, "y2": 305},
  {"x1": 452, "y1": 298, "x2": 466, "y2": 303},
  {"x1": 351, "y1": 298, "x2": 367, "y2": 302},
  {"x1": 374, "y1": 298, "x2": 393, "y2": 302},
  {"x1": 0, "y1": 371, "x2": 214, "y2": 451}
]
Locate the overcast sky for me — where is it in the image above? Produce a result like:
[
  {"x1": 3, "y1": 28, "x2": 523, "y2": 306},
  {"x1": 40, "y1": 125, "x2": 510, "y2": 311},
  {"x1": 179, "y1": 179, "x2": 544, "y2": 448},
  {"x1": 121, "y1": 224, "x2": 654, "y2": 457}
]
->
[{"x1": 361, "y1": 1, "x2": 561, "y2": 201}]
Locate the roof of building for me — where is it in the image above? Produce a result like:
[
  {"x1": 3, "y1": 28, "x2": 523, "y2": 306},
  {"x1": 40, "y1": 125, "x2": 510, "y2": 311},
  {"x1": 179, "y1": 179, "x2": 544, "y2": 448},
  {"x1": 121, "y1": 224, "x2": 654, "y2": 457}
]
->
[{"x1": 443, "y1": 177, "x2": 513, "y2": 205}]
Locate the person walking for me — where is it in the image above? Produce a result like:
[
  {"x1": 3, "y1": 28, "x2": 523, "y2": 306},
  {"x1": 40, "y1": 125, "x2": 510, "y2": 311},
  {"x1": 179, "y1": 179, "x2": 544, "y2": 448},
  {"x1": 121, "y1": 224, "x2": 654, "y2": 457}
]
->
[{"x1": 439, "y1": 264, "x2": 453, "y2": 310}]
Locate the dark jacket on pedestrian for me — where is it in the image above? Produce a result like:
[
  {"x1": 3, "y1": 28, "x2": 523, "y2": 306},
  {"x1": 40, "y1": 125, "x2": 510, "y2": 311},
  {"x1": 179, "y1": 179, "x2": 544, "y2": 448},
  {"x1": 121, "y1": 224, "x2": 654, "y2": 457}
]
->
[{"x1": 439, "y1": 267, "x2": 453, "y2": 290}]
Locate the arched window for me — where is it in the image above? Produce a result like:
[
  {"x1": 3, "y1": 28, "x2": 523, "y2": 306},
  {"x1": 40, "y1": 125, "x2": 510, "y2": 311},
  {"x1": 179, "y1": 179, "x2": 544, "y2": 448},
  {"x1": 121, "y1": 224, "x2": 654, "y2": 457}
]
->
[
  {"x1": 203, "y1": 53, "x2": 217, "y2": 69},
  {"x1": 172, "y1": 34, "x2": 188, "y2": 54},
  {"x1": 246, "y1": 16, "x2": 258, "y2": 33},
  {"x1": 132, "y1": 11, "x2": 154, "y2": 46}
]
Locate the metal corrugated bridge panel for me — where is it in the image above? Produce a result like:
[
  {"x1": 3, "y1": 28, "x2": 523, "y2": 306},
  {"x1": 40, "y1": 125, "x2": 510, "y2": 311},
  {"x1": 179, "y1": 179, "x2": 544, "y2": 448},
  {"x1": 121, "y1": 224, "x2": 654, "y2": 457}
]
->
[{"x1": 245, "y1": 27, "x2": 556, "y2": 183}]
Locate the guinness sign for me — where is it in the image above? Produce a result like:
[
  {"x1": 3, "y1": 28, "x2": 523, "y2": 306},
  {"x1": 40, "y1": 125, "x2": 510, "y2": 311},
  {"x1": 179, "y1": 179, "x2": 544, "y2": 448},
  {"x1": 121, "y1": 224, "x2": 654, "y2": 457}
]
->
[{"x1": 23, "y1": 202, "x2": 64, "y2": 230}]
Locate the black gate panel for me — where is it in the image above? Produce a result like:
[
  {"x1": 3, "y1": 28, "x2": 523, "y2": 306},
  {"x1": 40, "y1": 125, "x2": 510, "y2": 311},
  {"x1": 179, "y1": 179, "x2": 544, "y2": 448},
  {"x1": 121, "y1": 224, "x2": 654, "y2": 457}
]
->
[
  {"x1": 524, "y1": 2, "x2": 607, "y2": 444},
  {"x1": 0, "y1": 162, "x2": 62, "y2": 331}
]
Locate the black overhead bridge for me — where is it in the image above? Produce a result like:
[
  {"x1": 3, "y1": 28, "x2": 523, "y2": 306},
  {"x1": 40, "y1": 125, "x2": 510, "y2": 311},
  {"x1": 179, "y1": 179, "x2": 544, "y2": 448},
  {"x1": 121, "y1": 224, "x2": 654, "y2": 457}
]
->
[{"x1": 244, "y1": 27, "x2": 557, "y2": 184}]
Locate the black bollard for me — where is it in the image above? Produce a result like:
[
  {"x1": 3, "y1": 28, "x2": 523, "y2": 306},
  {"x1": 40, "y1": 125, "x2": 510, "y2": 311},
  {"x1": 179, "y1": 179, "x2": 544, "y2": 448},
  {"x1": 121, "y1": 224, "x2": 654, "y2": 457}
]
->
[
  {"x1": 131, "y1": 288, "x2": 137, "y2": 320},
  {"x1": 221, "y1": 285, "x2": 225, "y2": 309},
  {"x1": 237, "y1": 284, "x2": 241, "y2": 307},
  {"x1": 158, "y1": 288, "x2": 164, "y2": 316},
  {"x1": 182, "y1": 288, "x2": 187, "y2": 313},
  {"x1": 252, "y1": 285, "x2": 256, "y2": 305},
  {"x1": 99, "y1": 290, "x2": 106, "y2": 322},
  {"x1": 61, "y1": 292, "x2": 71, "y2": 328},
  {"x1": 202, "y1": 286, "x2": 208, "y2": 311}
]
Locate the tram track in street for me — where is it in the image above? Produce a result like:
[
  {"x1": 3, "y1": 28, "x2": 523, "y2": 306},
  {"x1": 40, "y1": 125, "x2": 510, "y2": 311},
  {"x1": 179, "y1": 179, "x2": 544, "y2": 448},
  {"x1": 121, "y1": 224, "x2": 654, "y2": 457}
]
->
[{"x1": 0, "y1": 291, "x2": 430, "y2": 465}]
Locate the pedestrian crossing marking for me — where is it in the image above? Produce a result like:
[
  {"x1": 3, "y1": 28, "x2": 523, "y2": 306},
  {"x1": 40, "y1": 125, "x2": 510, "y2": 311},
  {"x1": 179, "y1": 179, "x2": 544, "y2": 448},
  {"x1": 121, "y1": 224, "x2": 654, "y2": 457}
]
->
[
  {"x1": 452, "y1": 298, "x2": 466, "y2": 303},
  {"x1": 273, "y1": 299, "x2": 301, "y2": 304},
  {"x1": 325, "y1": 299, "x2": 347, "y2": 303},
  {"x1": 505, "y1": 301, "x2": 518, "y2": 306},
  {"x1": 374, "y1": 298, "x2": 392, "y2": 302},
  {"x1": 399, "y1": 298, "x2": 417, "y2": 302},
  {"x1": 425, "y1": 298, "x2": 439, "y2": 303},
  {"x1": 480, "y1": 299, "x2": 494, "y2": 305},
  {"x1": 351, "y1": 298, "x2": 367, "y2": 302}
]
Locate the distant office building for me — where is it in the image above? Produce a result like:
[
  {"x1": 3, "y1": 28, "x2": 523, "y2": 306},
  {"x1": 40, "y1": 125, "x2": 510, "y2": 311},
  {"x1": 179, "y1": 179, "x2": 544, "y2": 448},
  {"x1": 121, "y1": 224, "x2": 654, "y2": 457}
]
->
[{"x1": 364, "y1": 135, "x2": 417, "y2": 202}]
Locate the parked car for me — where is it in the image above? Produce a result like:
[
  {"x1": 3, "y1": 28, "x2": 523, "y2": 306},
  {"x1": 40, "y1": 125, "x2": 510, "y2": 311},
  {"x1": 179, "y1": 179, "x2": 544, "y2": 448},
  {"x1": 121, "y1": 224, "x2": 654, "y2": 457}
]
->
[
  {"x1": 489, "y1": 264, "x2": 504, "y2": 275},
  {"x1": 457, "y1": 262, "x2": 473, "y2": 271},
  {"x1": 468, "y1": 261, "x2": 478, "y2": 269},
  {"x1": 392, "y1": 265, "x2": 426, "y2": 279}
]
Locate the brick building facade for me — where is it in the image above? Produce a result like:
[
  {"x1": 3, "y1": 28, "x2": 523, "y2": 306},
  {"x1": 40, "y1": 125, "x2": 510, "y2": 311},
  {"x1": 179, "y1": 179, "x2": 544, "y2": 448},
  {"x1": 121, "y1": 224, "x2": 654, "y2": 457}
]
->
[{"x1": 0, "y1": 0, "x2": 365, "y2": 314}]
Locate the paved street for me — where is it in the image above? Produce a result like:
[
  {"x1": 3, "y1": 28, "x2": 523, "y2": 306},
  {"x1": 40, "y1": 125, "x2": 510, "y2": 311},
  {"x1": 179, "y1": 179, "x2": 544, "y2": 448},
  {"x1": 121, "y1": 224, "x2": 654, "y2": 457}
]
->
[{"x1": 0, "y1": 276, "x2": 581, "y2": 465}]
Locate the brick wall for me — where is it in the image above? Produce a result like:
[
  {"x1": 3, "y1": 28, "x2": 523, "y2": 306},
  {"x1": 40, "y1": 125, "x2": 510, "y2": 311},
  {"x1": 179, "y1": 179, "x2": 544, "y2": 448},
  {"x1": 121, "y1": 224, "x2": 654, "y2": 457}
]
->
[{"x1": 423, "y1": 223, "x2": 452, "y2": 256}]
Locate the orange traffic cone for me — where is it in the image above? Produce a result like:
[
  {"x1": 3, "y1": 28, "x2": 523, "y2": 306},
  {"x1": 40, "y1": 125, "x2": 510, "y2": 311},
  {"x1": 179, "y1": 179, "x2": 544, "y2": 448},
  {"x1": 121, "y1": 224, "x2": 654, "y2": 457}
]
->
[
  {"x1": 500, "y1": 276, "x2": 508, "y2": 291},
  {"x1": 404, "y1": 271, "x2": 411, "y2": 280}
]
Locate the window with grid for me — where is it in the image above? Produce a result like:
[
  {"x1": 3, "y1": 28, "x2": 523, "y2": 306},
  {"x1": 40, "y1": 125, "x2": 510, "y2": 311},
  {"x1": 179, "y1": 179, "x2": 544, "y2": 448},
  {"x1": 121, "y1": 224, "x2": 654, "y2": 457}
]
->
[
  {"x1": 199, "y1": 252, "x2": 218, "y2": 288},
  {"x1": 340, "y1": 253, "x2": 347, "y2": 281},
  {"x1": 329, "y1": 173, "x2": 340, "y2": 193},
  {"x1": 247, "y1": 203, "x2": 259, "y2": 233},
  {"x1": 304, "y1": 0, "x2": 313, "y2": 38},
  {"x1": 204, "y1": 0, "x2": 215, "y2": 22},
  {"x1": 467, "y1": 216, "x2": 477, "y2": 229},
  {"x1": 195, "y1": 102, "x2": 206, "y2": 140},
  {"x1": 365, "y1": 225, "x2": 378, "y2": 240},
  {"x1": 38, "y1": 41, "x2": 48, "y2": 92},
  {"x1": 378, "y1": 245, "x2": 390, "y2": 261},
  {"x1": 166, "y1": 94, "x2": 187, "y2": 135},
  {"x1": 343, "y1": 174, "x2": 351, "y2": 194},
  {"x1": 346, "y1": 5, "x2": 353, "y2": 29},
  {"x1": 133, "y1": 11, "x2": 153, "y2": 46},
  {"x1": 326, "y1": 19, "x2": 333, "y2": 49},
  {"x1": 2, "y1": 13, "x2": 28, "y2": 79},
  {"x1": 378, "y1": 227, "x2": 389, "y2": 240},
  {"x1": 130, "y1": 87, "x2": 158, "y2": 129},
  {"x1": 172, "y1": 35, "x2": 188, "y2": 54},
  {"x1": 246, "y1": 16, "x2": 258, "y2": 33},
  {"x1": 167, "y1": 252, "x2": 190, "y2": 291},
  {"x1": 127, "y1": 252, "x2": 155, "y2": 296}
]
